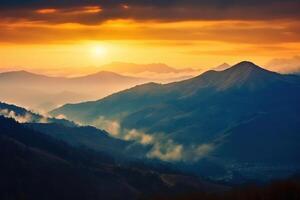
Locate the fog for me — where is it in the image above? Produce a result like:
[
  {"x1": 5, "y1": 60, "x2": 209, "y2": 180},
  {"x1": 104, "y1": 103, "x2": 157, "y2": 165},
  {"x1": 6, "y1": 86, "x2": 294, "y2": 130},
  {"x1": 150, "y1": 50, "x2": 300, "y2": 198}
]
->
[{"x1": 91, "y1": 116, "x2": 214, "y2": 162}]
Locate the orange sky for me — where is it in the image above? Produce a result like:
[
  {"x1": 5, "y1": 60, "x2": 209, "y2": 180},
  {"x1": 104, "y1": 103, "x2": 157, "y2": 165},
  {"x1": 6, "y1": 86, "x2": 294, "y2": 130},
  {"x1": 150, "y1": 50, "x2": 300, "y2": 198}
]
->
[{"x1": 0, "y1": 1, "x2": 300, "y2": 75}]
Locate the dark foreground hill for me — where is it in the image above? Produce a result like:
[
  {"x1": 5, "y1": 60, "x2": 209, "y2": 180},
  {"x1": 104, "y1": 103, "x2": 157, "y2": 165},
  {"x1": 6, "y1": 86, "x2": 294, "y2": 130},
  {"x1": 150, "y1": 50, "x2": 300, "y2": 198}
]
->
[
  {"x1": 144, "y1": 177, "x2": 300, "y2": 200},
  {"x1": 0, "y1": 116, "x2": 226, "y2": 200},
  {"x1": 0, "y1": 101, "x2": 148, "y2": 158}
]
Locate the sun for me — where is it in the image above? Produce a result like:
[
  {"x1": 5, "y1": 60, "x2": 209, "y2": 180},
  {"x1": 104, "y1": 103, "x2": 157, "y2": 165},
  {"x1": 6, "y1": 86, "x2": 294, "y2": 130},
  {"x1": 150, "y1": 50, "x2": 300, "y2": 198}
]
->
[{"x1": 91, "y1": 45, "x2": 107, "y2": 57}]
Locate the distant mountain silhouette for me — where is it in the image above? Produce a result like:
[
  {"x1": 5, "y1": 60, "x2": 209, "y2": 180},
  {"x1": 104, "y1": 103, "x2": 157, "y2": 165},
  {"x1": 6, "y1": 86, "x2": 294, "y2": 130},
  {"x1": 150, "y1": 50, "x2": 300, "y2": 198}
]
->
[
  {"x1": 0, "y1": 70, "x2": 143, "y2": 84},
  {"x1": 100, "y1": 62, "x2": 197, "y2": 74},
  {"x1": 0, "y1": 70, "x2": 147, "y2": 111},
  {"x1": 0, "y1": 70, "x2": 50, "y2": 80},
  {"x1": 212, "y1": 63, "x2": 231, "y2": 71},
  {"x1": 52, "y1": 61, "x2": 300, "y2": 182},
  {"x1": 69, "y1": 70, "x2": 145, "y2": 84},
  {"x1": 98, "y1": 62, "x2": 199, "y2": 83}
]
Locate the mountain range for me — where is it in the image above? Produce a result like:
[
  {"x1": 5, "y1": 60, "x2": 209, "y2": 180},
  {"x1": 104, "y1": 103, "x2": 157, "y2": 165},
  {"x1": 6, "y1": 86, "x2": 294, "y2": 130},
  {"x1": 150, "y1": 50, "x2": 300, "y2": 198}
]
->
[
  {"x1": 52, "y1": 61, "x2": 300, "y2": 182},
  {"x1": 0, "y1": 101, "x2": 148, "y2": 158},
  {"x1": 98, "y1": 62, "x2": 199, "y2": 82},
  {"x1": 100, "y1": 62, "x2": 197, "y2": 74},
  {"x1": 0, "y1": 65, "x2": 198, "y2": 111},
  {"x1": 0, "y1": 70, "x2": 148, "y2": 111}
]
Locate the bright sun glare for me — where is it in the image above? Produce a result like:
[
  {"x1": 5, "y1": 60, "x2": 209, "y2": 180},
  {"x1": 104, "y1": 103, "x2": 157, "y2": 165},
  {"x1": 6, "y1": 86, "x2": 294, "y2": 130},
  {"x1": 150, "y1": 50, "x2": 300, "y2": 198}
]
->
[{"x1": 91, "y1": 46, "x2": 107, "y2": 57}]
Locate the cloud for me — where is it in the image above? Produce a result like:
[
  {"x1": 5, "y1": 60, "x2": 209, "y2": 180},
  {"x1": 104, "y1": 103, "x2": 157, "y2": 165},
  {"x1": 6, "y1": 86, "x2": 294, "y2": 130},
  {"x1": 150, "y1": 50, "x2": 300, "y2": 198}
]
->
[
  {"x1": 1, "y1": 0, "x2": 300, "y2": 62},
  {"x1": 0, "y1": 108, "x2": 65, "y2": 124},
  {"x1": 90, "y1": 116, "x2": 214, "y2": 162},
  {"x1": 38, "y1": 116, "x2": 49, "y2": 123},
  {"x1": 55, "y1": 114, "x2": 67, "y2": 120},
  {"x1": 0, "y1": 109, "x2": 33, "y2": 123},
  {"x1": 0, "y1": 109, "x2": 214, "y2": 162},
  {"x1": 265, "y1": 56, "x2": 300, "y2": 74},
  {"x1": 147, "y1": 139, "x2": 183, "y2": 161},
  {"x1": 146, "y1": 138, "x2": 215, "y2": 162},
  {"x1": 1, "y1": 19, "x2": 300, "y2": 46},
  {"x1": 184, "y1": 144, "x2": 215, "y2": 162},
  {"x1": 0, "y1": 0, "x2": 300, "y2": 24},
  {"x1": 92, "y1": 116, "x2": 121, "y2": 136},
  {"x1": 124, "y1": 129, "x2": 154, "y2": 145}
]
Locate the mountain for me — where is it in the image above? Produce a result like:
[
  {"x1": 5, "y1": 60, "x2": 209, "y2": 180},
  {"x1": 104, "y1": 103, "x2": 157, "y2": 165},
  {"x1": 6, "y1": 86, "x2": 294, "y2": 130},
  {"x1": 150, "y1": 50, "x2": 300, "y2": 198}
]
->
[
  {"x1": 26, "y1": 123, "x2": 149, "y2": 158},
  {"x1": 0, "y1": 70, "x2": 60, "y2": 82},
  {"x1": 0, "y1": 101, "x2": 75, "y2": 126},
  {"x1": 212, "y1": 63, "x2": 231, "y2": 71},
  {"x1": 0, "y1": 70, "x2": 143, "y2": 85},
  {"x1": 0, "y1": 115, "x2": 226, "y2": 200},
  {"x1": 0, "y1": 70, "x2": 147, "y2": 111},
  {"x1": 99, "y1": 62, "x2": 199, "y2": 83},
  {"x1": 0, "y1": 101, "x2": 148, "y2": 158},
  {"x1": 153, "y1": 177, "x2": 300, "y2": 200},
  {"x1": 71, "y1": 71, "x2": 143, "y2": 83},
  {"x1": 100, "y1": 62, "x2": 196, "y2": 74},
  {"x1": 52, "y1": 61, "x2": 300, "y2": 181}
]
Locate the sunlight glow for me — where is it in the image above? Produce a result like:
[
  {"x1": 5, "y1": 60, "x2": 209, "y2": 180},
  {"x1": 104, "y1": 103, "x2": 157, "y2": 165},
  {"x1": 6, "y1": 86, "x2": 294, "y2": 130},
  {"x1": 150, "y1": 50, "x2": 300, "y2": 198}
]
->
[
  {"x1": 36, "y1": 8, "x2": 57, "y2": 14},
  {"x1": 91, "y1": 45, "x2": 107, "y2": 57}
]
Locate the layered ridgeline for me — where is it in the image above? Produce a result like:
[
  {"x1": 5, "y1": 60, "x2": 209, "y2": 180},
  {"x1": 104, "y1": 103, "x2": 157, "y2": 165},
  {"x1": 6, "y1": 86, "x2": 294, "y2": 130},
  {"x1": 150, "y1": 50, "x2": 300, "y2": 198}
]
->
[
  {"x1": 0, "y1": 101, "x2": 74, "y2": 126},
  {"x1": 0, "y1": 101, "x2": 148, "y2": 158},
  {"x1": 1, "y1": 116, "x2": 226, "y2": 200},
  {"x1": 0, "y1": 70, "x2": 146, "y2": 111},
  {"x1": 52, "y1": 61, "x2": 300, "y2": 181},
  {"x1": 0, "y1": 64, "x2": 197, "y2": 111}
]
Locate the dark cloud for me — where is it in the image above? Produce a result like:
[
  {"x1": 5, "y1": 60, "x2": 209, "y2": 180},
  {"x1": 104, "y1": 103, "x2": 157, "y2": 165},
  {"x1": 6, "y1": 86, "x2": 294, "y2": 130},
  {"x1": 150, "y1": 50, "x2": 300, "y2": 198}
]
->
[
  {"x1": 0, "y1": 19, "x2": 299, "y2": 44},
  {"x1": 0, "y1": 0, "x2": 300, "y2": 24}
]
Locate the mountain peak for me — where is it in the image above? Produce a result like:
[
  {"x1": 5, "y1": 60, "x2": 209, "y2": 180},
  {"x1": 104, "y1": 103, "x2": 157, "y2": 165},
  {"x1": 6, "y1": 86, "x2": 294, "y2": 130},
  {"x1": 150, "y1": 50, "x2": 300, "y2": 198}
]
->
[
  {"x1": 13, "y1": 70, "x2": 29, "y2": 74},
  {"x1": 187, "y1": 61, "x2": 282, "y2": 91},
  {"x1": 212, "y1": 63, "x2": 231, "y2": 71},
  {"x1": 0, "y1": 70, "x2": 48, "y2": 79},
  {"x1": 94, "y1": 70, "x2": 121, "y2": 76},
  {"x1": 227, "y1": 61, "x2": 265, "y2": 72},
  {"x1": 71, "y1": 70, "x2": 143, "y2": 83},
  {"x1": 216, "y1": 61, "x2": 281, "y2": 90},
  {"x1": 211, "y1": 61, "x2": 266, "y2": 74},
  {"x1": 1, "y1": 70, "x2": 32, "y2": 75}
]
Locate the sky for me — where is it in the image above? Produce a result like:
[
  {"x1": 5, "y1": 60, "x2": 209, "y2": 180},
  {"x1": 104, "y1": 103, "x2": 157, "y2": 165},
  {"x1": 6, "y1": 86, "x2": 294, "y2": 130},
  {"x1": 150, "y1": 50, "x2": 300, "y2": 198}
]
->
[{"x1": 0, "y1": 0, "x2": 300, "y2": 75}]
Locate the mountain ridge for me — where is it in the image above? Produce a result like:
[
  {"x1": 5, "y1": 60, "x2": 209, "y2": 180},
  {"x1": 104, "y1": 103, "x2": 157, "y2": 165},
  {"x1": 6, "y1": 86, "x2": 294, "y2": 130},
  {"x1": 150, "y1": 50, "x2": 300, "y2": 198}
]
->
[
  {"x1": 51, "y1": 61, "x2": 300, "y2": 182},
  {"x1": 169, "y1": 61, "x2": 299, "y2": 92},
  {"x1": 100, "y1": 62, "x2": 197, "y2": 74},
  {"x1": 0, "y1": 69, "x2": 148, "y2": 111},
  {"x1": 0, "y1": 69, "x2": 143, "y2": 81},
  {"x1": 52, "y1": 61, "x2": 300, "y2": 120}
]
